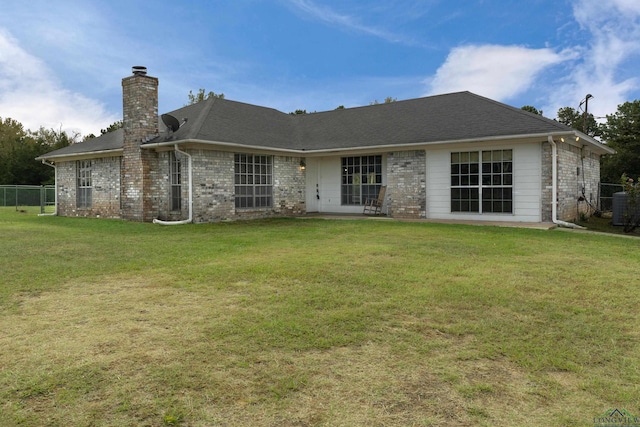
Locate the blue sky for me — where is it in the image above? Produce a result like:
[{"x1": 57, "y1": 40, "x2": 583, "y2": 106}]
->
[{"x1": 0, "y1": 0, "x2": 639, "y2": 136}]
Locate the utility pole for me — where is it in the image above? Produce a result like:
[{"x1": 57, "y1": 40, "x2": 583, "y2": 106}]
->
[{"x1": 581, "y1": 94, "x2": 593, "y2": 134}]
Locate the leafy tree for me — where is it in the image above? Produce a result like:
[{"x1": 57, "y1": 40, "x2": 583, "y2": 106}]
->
[
  {"x1": 335, "y1": 105, "x2": 345, "y2": 110},
  {"x1": 600, "y1": 100, "x2": 640, "y2": 183},
  {"x1": 370, "y1": 97, "x2": 397, "y2": 105},
  {"x1": 0, "y1": 118, "x2": 30, "y2": 184},
  {"x1": 0, "y1": 118, "x2": 74, "y2": 185},
  {"x1": 556, "y1": 106, "x2": 601, "y2": 137},
  {"x1": 521, "y1": 105, "x2": 543, "y2": 115},
  {"x1": 101, "y1": 120, "x2": 123, "y2": 135},
  {"x1": 187, "y1": 89, "x2": 224, "y2": 105},
  {"x1": 29, "y1": 127, "x2": 75, "y2": 185},
  {"x1": 289, "y1": 109, "x2": 308, "y2": 115},
  {"x1": 33, "y1": 127, "x2": 78, "y2": 150},
  {"x1": 83, "y1": 120, "x2": 123, "y2": 140}
]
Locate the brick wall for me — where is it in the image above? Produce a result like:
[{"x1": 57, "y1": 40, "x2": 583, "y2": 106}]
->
[
  {"x1": 121, "y1": 70, "x2": 159, "y2": 222},
  {"x1": 191, "y1": 150, "x2": 235, "y2": 222},
  {"x1": 273, "y1": 155, "x2": 306, "y2": 216},
  {"x1": 557, "y1": 143, "x2": 600, "y2": 221},
  {"x1": 154, "y1": 150, "x2": 306, "y2": 222},
  {"x1": 541, "y1": 140, "x2": 602, "y2": 222},
  {"x1": 56, "y1": 157, "x2": 121, "y2": 218},
  {"x1": 541, "y1": 142, "x2": 553, "y2": 222},
  {"x1": 386, "y1": 150, "x2": 426, "y2": 219},
  {"x1": 580, "y1": 150, "x2": 601, "y2": 215}
]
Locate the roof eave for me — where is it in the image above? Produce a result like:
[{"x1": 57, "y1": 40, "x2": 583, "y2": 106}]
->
[
  {"x1": 300, "y1": 132, "x2": 577, "y2": 155},
  {"x1": 54, "y1": 130, "x2": 614, "y2": 159},
  {"x1": 568, "y1": 130, "x2": 616, "y2": 155},
  {"x1": 142, "y1": 131, "x2": 610, "y2": 155},
  {"x1": 141, "y1": 139, "x2": 304, "y2": 154},
  {"x1": 36, "y1": 148, "x2": 123, "y2": 162}
]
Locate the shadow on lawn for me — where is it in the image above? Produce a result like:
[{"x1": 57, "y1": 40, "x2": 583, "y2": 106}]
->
[{"x1": 577, "y1": 213, "x2": 640, "y2": 237}]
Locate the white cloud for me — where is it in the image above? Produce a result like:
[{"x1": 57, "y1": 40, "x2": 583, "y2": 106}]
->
[
  {"x1": 543, "y1": 0, "x2": 640, "y2": 120},
  {"x1": 423, "y1": 1, "x2": 640, "y2": 120},
  {"x1": 0, "y1": 29, "x2": 118, "y2": 136},
  {"x1": 286, "y1": 0, "x2": 406, "y2": 43},
  {"x1": 425, "y1": 45, "x2": 573, "y2": 101}
]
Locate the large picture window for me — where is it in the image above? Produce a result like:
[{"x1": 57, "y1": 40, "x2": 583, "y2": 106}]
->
[
  {"x1": 169, "y1": 152, "x2": 181, "y2": 211},
  {"x1": 76, "y1": 160, "x2": 92, "y2": 209},
  {"x1": 451, "y1": 149, "x2": 512, "y2": 213},
  {"x1": 341, "y1": 155, "x2": 382, "y2": 205},
  {"x1": 234, "y1": 154, "x2": 273, "y2": 209}
]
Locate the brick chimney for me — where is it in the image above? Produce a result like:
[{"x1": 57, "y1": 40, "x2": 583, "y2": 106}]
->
[{"x1": 121, "y1": 66, "x2": 159, "y2": 221}]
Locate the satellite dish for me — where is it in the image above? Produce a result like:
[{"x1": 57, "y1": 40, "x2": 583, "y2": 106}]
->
[{"x1": 161, "y1": 114, "x2": 180, "y2": 132}]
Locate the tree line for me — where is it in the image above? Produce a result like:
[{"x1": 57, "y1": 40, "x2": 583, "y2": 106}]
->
[{"x1": 0, "y1": 118, "x2": 78, "y2": 185}]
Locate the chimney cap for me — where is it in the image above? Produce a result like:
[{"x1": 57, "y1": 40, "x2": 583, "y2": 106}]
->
[{"x1": 132, "y1": 66, "x2": 147, "y2": 76}]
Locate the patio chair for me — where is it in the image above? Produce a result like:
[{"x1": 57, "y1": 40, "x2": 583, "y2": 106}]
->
[{"x1": 363, "y1": 185, "x2": 386, "y2": 215}]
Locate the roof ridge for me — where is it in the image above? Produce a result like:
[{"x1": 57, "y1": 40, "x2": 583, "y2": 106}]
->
[
  {"x1": 183, "y1": 96, "x2": 219, "y2": 139},
  {"x1": 213, "y1": 96, "x2": 290, "y2": 116},
  {"x1": 463, "y1": 91, "x2": 571, "y2": 131},
  {"x1": 291, "y1": 91, "x2": 474, "y2": 117}
]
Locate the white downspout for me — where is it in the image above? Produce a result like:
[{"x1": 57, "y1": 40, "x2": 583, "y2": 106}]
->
[
  {"x1": 38, "y1": 160, "x2": 57, "y2": 216},
  {"x1": 153, "y1": 144, "x2": 193, "y2": 225},
  {"x1": 547, "y1": 136, "x2": 584, "y2": 229}
]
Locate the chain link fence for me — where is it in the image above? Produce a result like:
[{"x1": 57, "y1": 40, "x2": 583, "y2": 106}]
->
[
  {"x1": 599, "y1": 182, "x2": 624, "y2": 212},
  {"x1": 0, "y1": 185, "x2": 55, "y2": 213},
  {"x1": 0, "y1": 183, "x2": 628, "y2": 216}
]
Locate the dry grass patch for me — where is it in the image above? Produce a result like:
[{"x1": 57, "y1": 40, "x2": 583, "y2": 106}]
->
[{"x1": 0, "y1": 274, "x2": 621, "y2": 426}]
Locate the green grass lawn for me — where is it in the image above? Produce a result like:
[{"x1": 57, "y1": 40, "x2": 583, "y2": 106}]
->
[{"x1": 0, "y1": 208, "x2": 639, "y2": 426}]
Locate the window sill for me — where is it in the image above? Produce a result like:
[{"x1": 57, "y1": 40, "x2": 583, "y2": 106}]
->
[
  {"x1": 450, "y1": 212, "x2": 514, "y2": 215},
  {"x1": 235, "y1": 207, "x2": 273, "y2": 212}
]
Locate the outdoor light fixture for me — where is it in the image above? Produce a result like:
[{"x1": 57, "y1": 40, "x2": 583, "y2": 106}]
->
[
  {"x1": 559, "y1": 136, "x2": 580, "y2": 143},
  {"x1": 299, "y1": 159, "x2": 306, "y2": 171}
]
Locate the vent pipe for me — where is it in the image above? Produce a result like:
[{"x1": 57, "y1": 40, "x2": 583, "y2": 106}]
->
[{"x1": 132, "y1": 66, "x2": 147, "y2": 76}]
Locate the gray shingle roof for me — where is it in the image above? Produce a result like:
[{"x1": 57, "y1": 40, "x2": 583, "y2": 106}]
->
[
  {"x1": 292, "y1": 92, "x2": 572, "y2": 150},
  {"x1": 38, "y1": 91, "x2": 610, "y2": 160},
  {"x1": 162, "y1": 95, "x2": 298, "y2": 149},
  {"x1": 37, "y1": 128, "x2": 124, "y2": 159}
]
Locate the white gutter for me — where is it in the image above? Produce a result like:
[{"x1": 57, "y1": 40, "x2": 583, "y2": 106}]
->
[
  {"x1": 38, "y1": 160, "x2": 57, "y2": 216},
  {"x1": 36, "y1": 148, "x2": 123, "y2": 162},
  {"x1": 153, "y1": 144, "x2": 193, "y2": 225},
  {"x1": 141, "y1": 131, "x2": 596, "y2": 156},
  {"x1": 547, "y1": 136, "x2": 585, "y2": 229}
]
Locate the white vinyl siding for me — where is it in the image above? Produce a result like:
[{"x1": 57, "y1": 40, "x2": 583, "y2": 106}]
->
[
  {"x1": 308, "y1": 156, "x2": 387, "y2": 214},
  {"x1": 427, "y1": 143, "x2": 541, "y2": 222}
]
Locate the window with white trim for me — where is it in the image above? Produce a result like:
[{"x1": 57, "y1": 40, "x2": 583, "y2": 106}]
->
[
  {"x1": 234, "y1": 154, "x2": 273, "y2": 209},
  {"x1": 341, "y1": 155, "x2": 382, "y2": 205},
  {"x1": 169, "y1": 152, "x2": 181, "y2": 211},
  {"x1": 451, "y1": 149, "x2": 513, "y2": 213},
  {"x1": 76, "y1": 160, "x2": 92, "y2": 209}
]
